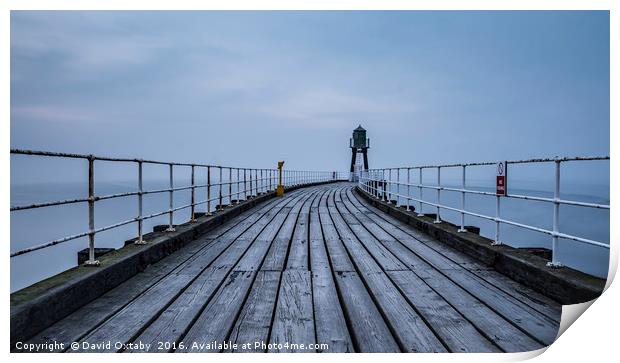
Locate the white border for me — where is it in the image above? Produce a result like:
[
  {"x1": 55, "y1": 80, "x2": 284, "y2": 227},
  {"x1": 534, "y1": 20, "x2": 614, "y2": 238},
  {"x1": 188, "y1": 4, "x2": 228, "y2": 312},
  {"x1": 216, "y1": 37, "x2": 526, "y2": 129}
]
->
[{"x1": 2, "y1": 1, "x2": 617, "y2": 362}]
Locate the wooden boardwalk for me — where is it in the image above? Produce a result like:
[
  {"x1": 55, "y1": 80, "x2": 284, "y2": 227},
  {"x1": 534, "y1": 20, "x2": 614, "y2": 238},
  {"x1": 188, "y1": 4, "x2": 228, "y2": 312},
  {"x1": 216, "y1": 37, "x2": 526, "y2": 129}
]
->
[{"x1": 27, "y1": 183, "x2": 561, "y2": 353}]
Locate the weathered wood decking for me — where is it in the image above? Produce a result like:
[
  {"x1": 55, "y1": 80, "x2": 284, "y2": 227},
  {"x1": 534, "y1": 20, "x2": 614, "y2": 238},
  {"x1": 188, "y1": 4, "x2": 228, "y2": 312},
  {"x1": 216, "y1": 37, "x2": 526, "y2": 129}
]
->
[{"x1": 26, "y1": 182, "x2": 561, "y2": 353}]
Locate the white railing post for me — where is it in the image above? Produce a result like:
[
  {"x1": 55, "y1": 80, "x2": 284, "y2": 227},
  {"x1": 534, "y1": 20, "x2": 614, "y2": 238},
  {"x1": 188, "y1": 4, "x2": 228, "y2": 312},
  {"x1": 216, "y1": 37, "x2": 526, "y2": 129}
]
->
[
  {"x1": 388, "y1": 168, "x2": 393, "y2": 203},
  {"x1": 382, "y1": 169, "x2": 386, "y2": 201},
  {"x1": 370, "y1": 170, "x2": 375, "y2": 197},
  {"x1": 236, "y1": 168, "x2": 241, "y2": 204},
  {"x1": 491, "y1": 162, "x2": 505, "y2": 245},
  {"x1": 406, "y1": 167, "x2": 411, "y2": 211},
  {"x1": 417, "y1": 168, "x2": 424, "y2": 216},
  {"x1": 218, "y1": 166, "x2": 224, "y2": 210},
  {"x1": 166, "y1": 164, "x2": 176, "y2": 232},
  {"x1": 135, "y1": 160, "x2": 146, "y2": 244},
  {"x1": 492, "y1": 194, "x2": 501, "y2": 245},
  {"x1": 548, "y1": 160, "x2": 563, "y2": 267},
  {"x1": 85, "y1": 156, "x2": 99, "y2": 266},
  {"x1": 190, "y1": 165, "x2": 196, "y2": 221},
  {"x1": 243, "y1": 168, "x2": 247, "y2": 200},
  {"x1": 255, "y1": 169, "x2": 258, "y2": 193},
  {"x1": 207, "y1": 166, "x2": 212, "y2": 216},
  {"x1": 228, "y1": 168, "x2": 233, "y2": 206},
  {"x1": 396, "y1": 168, "x2": 400, "y2": 207},
  {"x1": 458, "y1": 165, "x2": 466, "y2": 232},
  {"x1": 434, "y1": 167, "x2": 441, "y2": 223}
]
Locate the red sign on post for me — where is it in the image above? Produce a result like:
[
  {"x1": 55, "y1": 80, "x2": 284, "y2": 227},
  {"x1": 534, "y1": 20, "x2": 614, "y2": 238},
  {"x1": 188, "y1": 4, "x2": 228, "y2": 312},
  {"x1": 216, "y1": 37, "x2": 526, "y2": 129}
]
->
[{"x1": 496, "y1": 161, "x2": 507, "y2": 196}]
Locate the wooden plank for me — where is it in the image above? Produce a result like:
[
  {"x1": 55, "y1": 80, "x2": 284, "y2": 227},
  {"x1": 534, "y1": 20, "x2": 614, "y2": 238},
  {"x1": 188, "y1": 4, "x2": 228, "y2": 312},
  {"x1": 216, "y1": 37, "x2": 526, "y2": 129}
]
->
[
  {"x1": 78, "y1": 232, "x2": 253, "y2": 352},
  {"x1": 345, "y1": 214, "x2": 544, "y2": 350},
  {"x1": 347, "y1": 186, "x2": 502, "y2": 267},
  {"x1": 312, "y1": 269, "x2": 354, "y2": 352},
  {"x1": 387, "y1": 270, "x2": 500, "y2": 352},
  {"x1": 260, "y1": 192, "x2": 316, "y2": 271},
  {"x1": 321, "y1": 222, "x2": 355, "y2": 272},
  {"x1": 310, "y1": 189, "x2": 354, "y2": 352},
  {"x1": 474, "y1": 269, "x2": 561, "y2": 321},
  {"x1": 416, "y1": 238, "x2": 494, "y2": 270},
  {"x1": 26, "y1": 196, "x2": 288, "y2": 351},
  {"x1": 260, "y1": 236, "x2": 291, "y2": 271},
  {"x1": 288, "y1": 206, "x2": 312, "y2": 270},
  {"x1": 287, "y1": 191, "x2": 319, "y2": 270},
  {"x1": 329, "y1": 208, "x2": 394, "y2": 274},
  {"x1": 26, "y1": 236, "x2": 214, "y2": 351},
  {"x1": 269, "y1": 270, "x2": 316, "y2": 352},
  {"x1": 330, "y1": 187, "x2": 447, "y2": 353},
  {"x1": 348, "y1": 188, "x2": 561, "y2": 342},
  {"x1": 343, "y1": 203, "x2": 543, "y2": 351},
  {"x1": 346, "y1": 224, "x2": 408, "y2": 271},
  {"x1": 128, "y1": 265, "x2": 230, "y2": 352},
  {"x1": 226, "y1": 271, "x2": 281, "y2": 352},
  {"x1": 72, "y1": 191, "x2": 308, "y2": 352},
  {"x1": 239, "y1": 190, "x2": 316, "y2": 272},
  {"x1": 343, "y1": 191, "x2": 459, "y2": 270},
  {"x1": 347, "y1": 189, "x2": 492, "y2": 270},
  {"x1": 346, "y1": 189, "x2": 432, "y2": 240},
  {"x1": 333, "y1": 271, "x2": 399, "y2": 352},
  {"x1": 127, "y1": 237, "x2": 266, "y2": 349},
  {"x1": 129, "y1": 191, "x2": 314, "y2": 352},
  {"x1": 416, "y1": 265, "x2": 543, "y2": 352},
  {"x1": 351, "y1": 189, "x2": 559, "y2": 320},
  {"x1": 180, "y1": 271, "x2": 256, "y2": 352},
  {"x1": 331, "y1": 189, "x2": 406, "y2": 272},
  {"x1": 234, "y1": 214, "x2": 289, "y2": 272},
  {"x1": 361, "y1": 209, "x2": 559, "y2": 344},
  {"x1": 362, "y1": 271, "x2": 447, "y2": 352},
  {"x1": 319, "y1": 190, "x2": 355, "y2": 272},
  {"x1": 309, "y1": 190, "x2": 331, "y2": 272},
  {"x1": 367, "y1": 208, "x2": 561, "y2": 322},
  {"x1": 442, "y1": 269, "x2": 559, "y2": 345},
  {"x1": 366, "y1": 236, "x2": 433, "y2": 272},
  {"x1": 72, "y1": 272, "x2": 198, "y2": 352},
  {"x1": 286, "y1": 212, "x2": 310, "y2": 270},
  {"x1": 174, "y1": 196, "x2": 302, "y2": 277}
]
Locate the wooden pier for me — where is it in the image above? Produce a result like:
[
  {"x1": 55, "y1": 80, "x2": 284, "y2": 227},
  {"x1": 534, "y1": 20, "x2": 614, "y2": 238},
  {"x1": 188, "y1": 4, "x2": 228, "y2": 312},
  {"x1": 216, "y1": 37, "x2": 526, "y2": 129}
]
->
[{"x1": 21, "y1": 182, "x2": 563, "y2": 353}]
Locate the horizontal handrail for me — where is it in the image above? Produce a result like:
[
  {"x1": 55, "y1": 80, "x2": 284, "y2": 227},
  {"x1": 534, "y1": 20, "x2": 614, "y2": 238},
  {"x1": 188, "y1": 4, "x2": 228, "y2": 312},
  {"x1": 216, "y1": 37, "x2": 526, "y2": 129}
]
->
[
  {"x1": 11, "y1": 148, "x2": 348, "y2": 264},
  {"x1": 357, "y1": 155, "x2": 609, "y2": 269},
  {"x1": 369, "y1": 155, "x2": 609, "y2": 170},
  {"x1": 371, "y1": 181, "x2": 610, "y2": 210},
  {"x1": 11, "y1": 148, "x2": 275, "y2": 169}
]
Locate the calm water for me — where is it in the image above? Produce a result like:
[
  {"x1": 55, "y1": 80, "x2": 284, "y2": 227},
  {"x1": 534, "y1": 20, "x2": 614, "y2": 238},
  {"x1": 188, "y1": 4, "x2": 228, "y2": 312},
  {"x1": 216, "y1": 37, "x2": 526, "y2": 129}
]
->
[
  {"x1": 10, "y1": 177, "x2": 246, "y2": 292},
  {"x1": 10, "y1": 179, "x2": 610, "y2": 292}
]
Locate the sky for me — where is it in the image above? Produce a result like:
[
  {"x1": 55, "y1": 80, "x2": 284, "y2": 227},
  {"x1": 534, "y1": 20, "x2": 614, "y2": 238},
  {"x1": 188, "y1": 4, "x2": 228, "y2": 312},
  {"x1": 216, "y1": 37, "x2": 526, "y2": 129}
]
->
[{"x1": 10, "y1": 11, "x2": 610, "y2": 182}]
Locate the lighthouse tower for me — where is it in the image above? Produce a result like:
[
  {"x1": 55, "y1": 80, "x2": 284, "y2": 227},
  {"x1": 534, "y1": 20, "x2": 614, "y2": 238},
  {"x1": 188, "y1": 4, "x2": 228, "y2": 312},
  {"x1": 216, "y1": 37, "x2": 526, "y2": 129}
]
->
[{"x1": 349, "y1": 125, "x2": 370, "y2": 180}]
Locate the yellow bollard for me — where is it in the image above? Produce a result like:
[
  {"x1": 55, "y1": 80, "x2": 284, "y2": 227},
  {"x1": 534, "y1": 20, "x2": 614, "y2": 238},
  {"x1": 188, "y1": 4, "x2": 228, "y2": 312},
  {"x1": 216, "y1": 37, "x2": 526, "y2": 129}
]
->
[{"x1": 276, "y1": 161, "x2": 285, "y2": 197}]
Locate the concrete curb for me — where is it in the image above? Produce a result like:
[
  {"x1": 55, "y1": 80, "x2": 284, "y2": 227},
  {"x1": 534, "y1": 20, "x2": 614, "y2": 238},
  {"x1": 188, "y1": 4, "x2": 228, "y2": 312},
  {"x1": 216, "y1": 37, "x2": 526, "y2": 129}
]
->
[
  {"x1": 10, "y1": 180, "x2": 341, "y2": 347},
  {"x1": 354, "y1": 186, "x2": 605, "y2": 305}
]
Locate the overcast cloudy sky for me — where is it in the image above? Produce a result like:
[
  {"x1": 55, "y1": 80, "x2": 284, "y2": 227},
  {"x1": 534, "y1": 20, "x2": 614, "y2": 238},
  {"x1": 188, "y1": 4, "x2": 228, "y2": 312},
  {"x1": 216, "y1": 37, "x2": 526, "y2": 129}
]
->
[{"x1": 10, "y1": 11, "x2": 609, "y2": 178}]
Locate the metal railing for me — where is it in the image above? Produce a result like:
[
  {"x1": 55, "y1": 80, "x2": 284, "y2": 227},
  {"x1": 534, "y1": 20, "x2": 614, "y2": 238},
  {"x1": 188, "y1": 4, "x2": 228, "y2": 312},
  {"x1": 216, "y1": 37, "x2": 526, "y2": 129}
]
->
[
  {"x1": 358, "y1": 156, "x2": 610, "y2": 267},
  {"x1": 10, "y1": 149, "x2": 347, "y2": 265}
]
